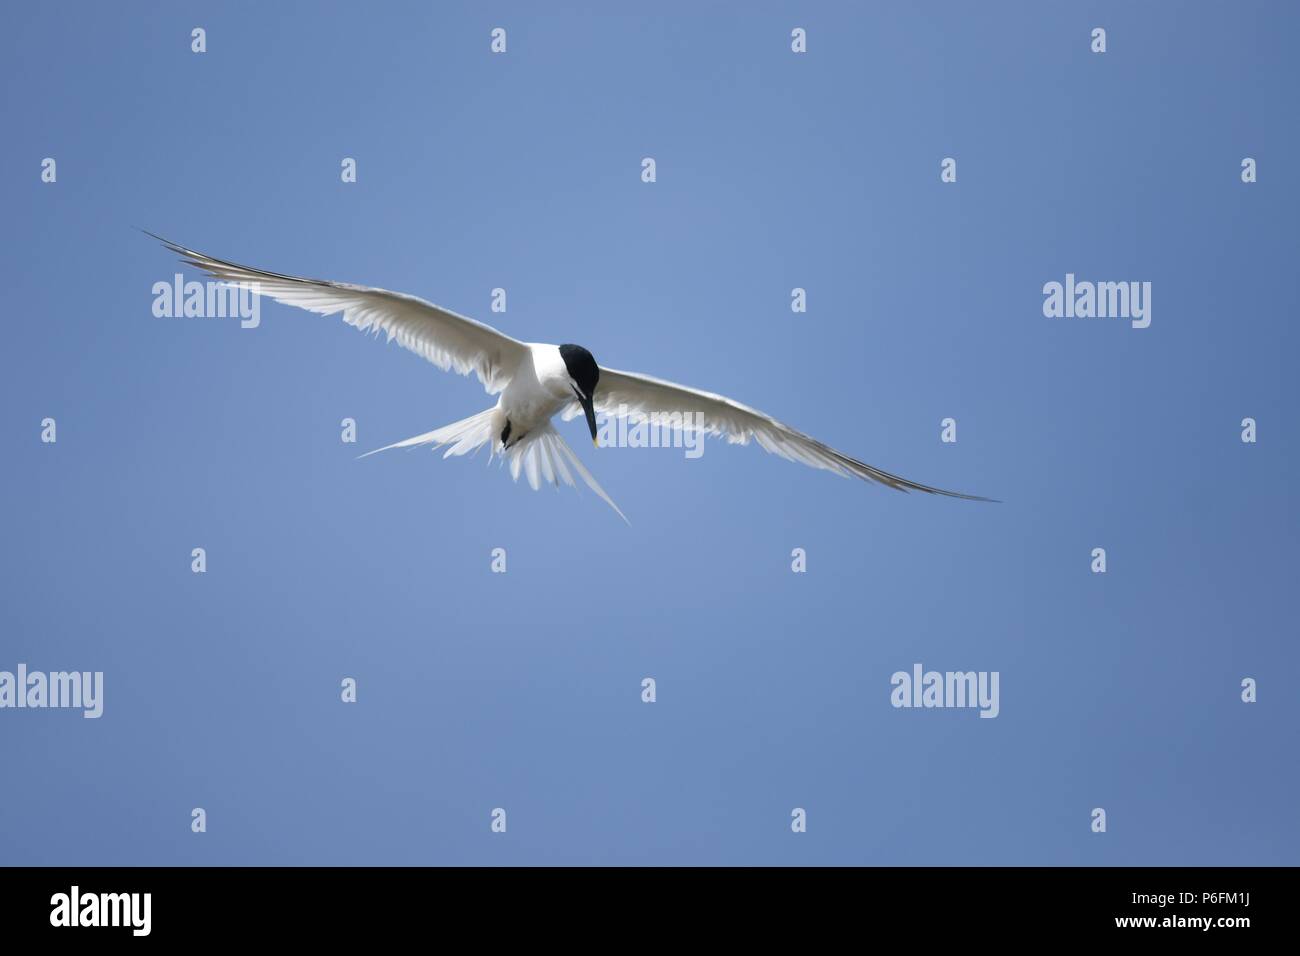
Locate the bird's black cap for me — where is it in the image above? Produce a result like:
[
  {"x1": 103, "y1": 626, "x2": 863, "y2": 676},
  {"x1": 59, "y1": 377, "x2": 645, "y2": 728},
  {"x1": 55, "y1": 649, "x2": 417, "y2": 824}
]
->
[{"x1": 558, "y1": 344, "x2": 599, "y2": 399}]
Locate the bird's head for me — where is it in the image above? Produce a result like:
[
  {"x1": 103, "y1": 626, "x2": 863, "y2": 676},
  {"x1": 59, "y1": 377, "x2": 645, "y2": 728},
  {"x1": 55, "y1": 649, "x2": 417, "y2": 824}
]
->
[{"x1": 559, "y1": 344, "x2": 601, "y2": 447}]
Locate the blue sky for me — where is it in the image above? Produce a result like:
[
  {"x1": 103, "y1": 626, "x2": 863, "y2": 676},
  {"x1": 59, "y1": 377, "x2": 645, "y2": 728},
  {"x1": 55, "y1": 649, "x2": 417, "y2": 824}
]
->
[{"x1": 2, "y1": 1, "x2": 1296, "y2": 865}]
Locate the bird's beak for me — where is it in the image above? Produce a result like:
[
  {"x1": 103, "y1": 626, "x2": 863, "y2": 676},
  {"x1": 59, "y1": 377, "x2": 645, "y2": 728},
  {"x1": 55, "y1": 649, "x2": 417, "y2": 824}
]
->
[{"x1": 582, "y1": 396, "x2": 599, "y2": 447}]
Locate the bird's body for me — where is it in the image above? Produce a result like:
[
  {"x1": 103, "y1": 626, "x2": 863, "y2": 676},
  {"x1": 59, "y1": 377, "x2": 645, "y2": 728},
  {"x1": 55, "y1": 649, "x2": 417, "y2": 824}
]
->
[
  {"x1": 149, "y1": 233, "x2": 994, "y2": 520},
  {"x1": 494, "y1": 344, "x2": 574, "y2": 449}
]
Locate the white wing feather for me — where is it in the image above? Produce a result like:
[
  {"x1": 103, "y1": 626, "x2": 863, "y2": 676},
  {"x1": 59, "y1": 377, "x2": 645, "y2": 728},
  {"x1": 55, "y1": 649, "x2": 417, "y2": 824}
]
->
[
  {"x1": 587, "y1": 366, "x2": 994, "y2": 501},
  {"x1": 149, "y1": 233, "x2": 527, "y2": 394}
]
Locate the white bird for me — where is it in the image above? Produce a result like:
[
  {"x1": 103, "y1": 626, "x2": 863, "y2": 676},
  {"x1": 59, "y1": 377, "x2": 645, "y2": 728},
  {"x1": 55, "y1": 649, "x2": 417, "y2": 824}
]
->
[{"x1": 150, "y1": 234, "x2": 994, "y2": 520}]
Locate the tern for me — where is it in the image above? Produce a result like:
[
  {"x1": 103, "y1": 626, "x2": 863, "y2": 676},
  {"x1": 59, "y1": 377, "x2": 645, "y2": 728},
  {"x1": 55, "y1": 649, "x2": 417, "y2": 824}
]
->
[{"x1": 150, "y1": 234, "x2": 994, "y2": 520}]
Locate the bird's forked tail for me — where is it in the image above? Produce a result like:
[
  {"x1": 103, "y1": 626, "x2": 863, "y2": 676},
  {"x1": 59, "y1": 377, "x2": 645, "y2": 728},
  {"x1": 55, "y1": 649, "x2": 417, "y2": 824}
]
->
[{"x1": 359, "y1": 409, "x2": 627, "y2": 522}]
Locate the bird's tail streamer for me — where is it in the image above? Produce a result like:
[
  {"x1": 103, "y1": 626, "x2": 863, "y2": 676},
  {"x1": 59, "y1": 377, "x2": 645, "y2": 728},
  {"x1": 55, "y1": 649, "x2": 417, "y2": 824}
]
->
[
  {"x1": 359, "y1": 412, "x2": 628, "y2": 523},
  {"x1": 510, "y1": 426, "x2": 628, "y2": 524},
  {"x1": 357, "y1": 407, "x2": 497, "y2": 460}
]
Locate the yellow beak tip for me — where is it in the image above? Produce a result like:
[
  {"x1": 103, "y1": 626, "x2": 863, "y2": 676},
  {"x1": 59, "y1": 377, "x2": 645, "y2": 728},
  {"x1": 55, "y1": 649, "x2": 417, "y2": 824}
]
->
[{"x1": 592, "y1": 438, "x2": 599, "y2": 448}]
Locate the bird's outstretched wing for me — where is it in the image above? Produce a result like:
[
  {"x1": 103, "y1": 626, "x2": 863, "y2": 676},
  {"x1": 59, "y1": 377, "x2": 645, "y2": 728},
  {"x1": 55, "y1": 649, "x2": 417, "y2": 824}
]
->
[
  {"x1": 587, "y1": 366, "x2": 996, "y2": 501},
  {"x1": 148, "y1": 233, "x2": 527, "y2": 394}
]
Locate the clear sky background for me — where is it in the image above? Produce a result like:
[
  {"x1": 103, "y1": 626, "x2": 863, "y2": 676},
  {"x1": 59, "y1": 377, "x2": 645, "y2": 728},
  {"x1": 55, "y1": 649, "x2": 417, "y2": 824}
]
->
[{"x1": 2, "y1": 2, "x2": 1296, "y2": 865}]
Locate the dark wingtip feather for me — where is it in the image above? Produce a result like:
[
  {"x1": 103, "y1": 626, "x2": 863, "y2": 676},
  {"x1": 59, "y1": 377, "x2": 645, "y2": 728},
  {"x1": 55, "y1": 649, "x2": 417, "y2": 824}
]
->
[{"x1": 139, "y1": 228, "x2": 191, "y2": 259}]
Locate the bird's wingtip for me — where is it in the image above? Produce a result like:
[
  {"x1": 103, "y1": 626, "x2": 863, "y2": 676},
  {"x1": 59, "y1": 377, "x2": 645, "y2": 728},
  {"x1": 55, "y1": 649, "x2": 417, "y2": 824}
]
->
[{"x1": 139, "y1": 228, "x2": 188, "y2": 255}]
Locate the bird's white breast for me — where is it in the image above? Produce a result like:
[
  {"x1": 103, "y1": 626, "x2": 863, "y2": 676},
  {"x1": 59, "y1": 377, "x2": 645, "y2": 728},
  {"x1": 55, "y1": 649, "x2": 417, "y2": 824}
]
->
[
  {"x1": 527, "y1": 344, "x2": 572, "y2": 397},
  {"x1": 497, "y1": 344, "x2": 572, "y2": 434}
]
